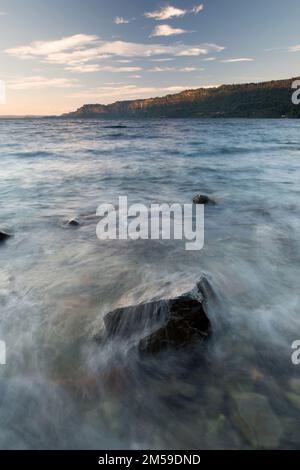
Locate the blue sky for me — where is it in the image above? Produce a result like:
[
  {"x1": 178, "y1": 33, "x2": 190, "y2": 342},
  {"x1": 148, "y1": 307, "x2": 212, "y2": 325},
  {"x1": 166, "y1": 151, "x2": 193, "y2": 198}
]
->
[{"x1": 0, "y1": 0, "x2": 300, "y2": 114}]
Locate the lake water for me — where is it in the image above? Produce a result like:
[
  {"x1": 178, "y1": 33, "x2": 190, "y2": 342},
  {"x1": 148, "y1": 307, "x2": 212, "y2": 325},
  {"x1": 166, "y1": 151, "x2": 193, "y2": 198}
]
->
[{"x1": 0, "y1": 118, "x2": 300, "y2": 449}]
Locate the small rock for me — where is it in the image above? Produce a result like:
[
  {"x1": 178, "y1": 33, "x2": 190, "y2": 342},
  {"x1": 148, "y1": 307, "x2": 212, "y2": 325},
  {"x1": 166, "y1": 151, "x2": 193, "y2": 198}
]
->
[
  {"x1": 206, "y1": 414, "x2": 241, "y2": 449},
  {"x1": 99, "y1": 399, "x2": 123, "y2": 434},
  {"x1": 193, "y1": 195, "x2": 214, "y2": 205},
  {"x1": 0, "y1": 230, "x2": 11, "y2": 242},
  {"x1": 286, "y1": 392, "x2": 300, "y2": 412},
  {"x1": 249, "y1": 367, "x2": 264, "y2": 383},
  {"x1": 288, "y1": 378, "x2": 300, "y2": 395},
  {"x1": 282, "y1": 417, "x2": 300, "y2": 445},
  {"x1": 231, "y1": 392, "x2": 282, "y2": 449},
  {"x1": 153, "y1": 380, "x2": 198, "y2": 399},
  {"x1": 67, "y1": 219, "x2": 80, "y2": 227},
  {"x1": 203, "y1": 386, "x2": 224, "y2": 415}
]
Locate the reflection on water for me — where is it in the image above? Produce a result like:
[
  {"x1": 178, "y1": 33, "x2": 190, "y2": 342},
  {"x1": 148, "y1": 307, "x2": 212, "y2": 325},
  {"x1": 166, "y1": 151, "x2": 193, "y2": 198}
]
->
[{"x1": 0, "y1": 118, "x2": 300, "y2": 449}]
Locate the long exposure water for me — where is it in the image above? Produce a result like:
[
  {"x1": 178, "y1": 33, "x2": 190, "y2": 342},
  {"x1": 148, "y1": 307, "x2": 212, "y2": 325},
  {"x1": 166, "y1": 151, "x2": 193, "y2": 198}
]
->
[{"x1": 0, "y1": 118, "x2": 300, "y2": 449}]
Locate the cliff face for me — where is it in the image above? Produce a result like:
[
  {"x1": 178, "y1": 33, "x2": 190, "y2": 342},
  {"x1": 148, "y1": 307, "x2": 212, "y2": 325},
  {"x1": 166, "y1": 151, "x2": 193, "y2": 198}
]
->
[{"x1": 64, "y1": 78, "x2": 300, "y2": 118}]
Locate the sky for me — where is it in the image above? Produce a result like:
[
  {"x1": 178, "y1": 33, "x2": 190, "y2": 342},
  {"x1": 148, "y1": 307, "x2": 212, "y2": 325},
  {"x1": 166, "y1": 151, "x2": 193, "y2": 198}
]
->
[{"x1": 0, "y1": 0, "x2": 300, "y2": 115}]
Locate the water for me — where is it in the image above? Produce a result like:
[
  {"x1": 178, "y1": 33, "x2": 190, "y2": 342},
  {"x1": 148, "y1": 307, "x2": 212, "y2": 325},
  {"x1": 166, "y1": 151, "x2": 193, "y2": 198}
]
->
[{"x1": 0, "y1": 118, "x2": 300, "y2": 449}]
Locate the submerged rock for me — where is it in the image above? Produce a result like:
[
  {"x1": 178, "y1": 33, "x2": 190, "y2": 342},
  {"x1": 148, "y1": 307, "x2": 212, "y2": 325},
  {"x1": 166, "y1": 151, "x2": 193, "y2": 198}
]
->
[
  {"x1": 0, "y1": 231, "x2": 11, "y2": 242},
  {"x1": 193, "y1": 194, "x2": 214, "y2": 205},
  {"x1": 282, "y1": 417, "x2": 300, "y2": 445},
  {"x1": 230, "y1": 392, "x2": 282, "y2": 449},
  {"x1": 288, "y1": 378, "x2": 300, "y2": 395},
  {"x1": 285, "y1": 392, "x2": 300, "y2": 412},
  {"x1": 96, "y1": 279, "x2": 212, "y2": 355}
]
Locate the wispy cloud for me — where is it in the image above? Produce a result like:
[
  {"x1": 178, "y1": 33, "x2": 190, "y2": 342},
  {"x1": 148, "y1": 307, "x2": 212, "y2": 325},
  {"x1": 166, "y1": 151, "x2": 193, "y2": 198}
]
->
[
  {"x1": 144, "y1": 4, "x2": 204, "y2": 20},
  {"x1": 114, "y1": 16, "x2": 130, "y2": 25},
  {"x1": 150, "y1": 24, "x2": 191, "y2": 37},
  {"x1": 150, "y1": 66, "x2": 203, "y2": 72},
  {"x1": 221, "y1": 58, "x2": 254, "y2": 63},
  {"x1": 289, "y1": 44, "x2": 300, "y2": 52},
  {"x1": 191, "y1": 5, "x2": 204, "y2": 14},
  {"x1": 8, "y1": 76, "x2": 80, "y2": 90},
  {"x1": 267, "y1": 44, "x2": 300, "y2": 53},
  {"x1": 68, "y1": 84, "x2": 199, "y2": 102},
  {"x1": 6, "y1": 34, "x2": 225, "y2": 71},
  {"x1": 66, "y1": 64, "x2": 142, "y2": 73},
  {"x1": 151, "y1": 58, "x2": 174, "y2": 62},
  {"x1": 6, "y1": 34, "x2": 98, "y2": 59}
]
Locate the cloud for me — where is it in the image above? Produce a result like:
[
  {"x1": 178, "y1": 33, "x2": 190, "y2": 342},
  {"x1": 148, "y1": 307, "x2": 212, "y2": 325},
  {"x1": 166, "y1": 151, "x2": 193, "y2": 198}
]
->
[
  {"x1": 5, "y1": 34, "x2": 225, "y2": 70},
  {"x1": 175, "y1": 44, "x2": 224, "y2": 56},
  {"x1": 191, "y1": 5, "x2": 204, "y2": 14},
  {"x1": 151, "y1": 58, "x2": 174, "y2": 62},
  {"x1": 114, "y1": 16, "x2": 129, "y2": 25},
  {"x1": 67, "y1": 84, "x2": 199, "y2": 103},
  {"x1": 289, "y1": 44, "x2": 300, "y2": 52},
  {"x1": 149, "y1": 66, "x2": 203, "y2": 72},
  {"x1": 268, "y1": 44, "x2": 300, "y2": 53},
  {"x1": 144, "y1": 4, "x2": 204, "y2": 20},
  {"x1": 6, "y1": 34, "x2": 98, "y2": 59},
  {"x1": 221, "y1": 58, "x2": 254, "y2": 63},
  {"x1": 0, "y1": 11, "x2": 7, "y2": 15},
  {"x1": 66, "y1": 64, "x2": 142, "y2": 73},
  {"x1": 8, "y1": 76, "x2": 80, "y2": 90},
  {"x1": 145, "y1": 6, "x2": 187, "y2": 20},
  {"x1": 65, "y1": 64, "x2": 101, "y2": 73},
  {"x1": 150, "y1": 24, "x2": 190, "y2": 37}
]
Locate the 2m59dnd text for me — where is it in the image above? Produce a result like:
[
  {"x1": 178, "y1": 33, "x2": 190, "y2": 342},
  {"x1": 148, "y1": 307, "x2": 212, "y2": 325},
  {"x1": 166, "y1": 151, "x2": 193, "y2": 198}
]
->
[{"x1": 142, "y1": 454, "x2": 201, "y2": 465}]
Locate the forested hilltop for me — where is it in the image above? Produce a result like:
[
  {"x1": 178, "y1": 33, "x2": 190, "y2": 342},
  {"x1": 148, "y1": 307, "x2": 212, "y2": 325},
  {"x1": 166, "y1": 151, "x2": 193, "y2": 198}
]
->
[{"x1": 64, "y1": 77, "x2": 300, "y2": 118}]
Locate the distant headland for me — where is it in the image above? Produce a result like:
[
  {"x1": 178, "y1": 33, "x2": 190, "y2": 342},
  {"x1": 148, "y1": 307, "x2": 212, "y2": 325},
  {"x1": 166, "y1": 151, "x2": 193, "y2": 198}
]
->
[{"x1": 63, "y1": 77, "x2": 300, "y2": 119}]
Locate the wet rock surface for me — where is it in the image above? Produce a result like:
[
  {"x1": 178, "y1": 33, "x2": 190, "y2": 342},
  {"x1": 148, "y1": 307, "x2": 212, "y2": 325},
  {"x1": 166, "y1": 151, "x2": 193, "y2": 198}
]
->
[
  {"x1": 96, "y1": 280, "x2": 212, "y2": 355},
  {"x1": 230, "y1": 392, "x2": 283, "y2": 449}
]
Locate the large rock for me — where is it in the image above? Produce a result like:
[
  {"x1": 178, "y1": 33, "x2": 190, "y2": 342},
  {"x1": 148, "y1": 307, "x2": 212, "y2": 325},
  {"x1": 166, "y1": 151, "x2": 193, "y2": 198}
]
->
[
  {"x1": 96, "y1": 279, "x2": 212, "y2": 355},
  {"x1": 0, "y1": 231, "x2": 11, "y2": 242},
  {"x1": 231, "y1": 392, "x2": 282, "y2": 449}
]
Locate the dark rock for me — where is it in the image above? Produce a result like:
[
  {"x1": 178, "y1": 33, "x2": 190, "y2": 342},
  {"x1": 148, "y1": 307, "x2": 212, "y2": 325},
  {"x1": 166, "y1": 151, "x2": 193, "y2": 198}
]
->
[
  {"x1": 230, "y1": 392, "x2": 282, "y2": 448},
  {"x1": 193, "y1": 195, "x2": 214, "y2": 205},
  {"x1": 96, "y1": 279, "x2": 212, "y2": 355},
  {"x1": 0, "y1": 231, "x2": 11, "y2": 242},
  {"x1": 67, "y1": 219, "x2": 80, "y2": 227}
]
